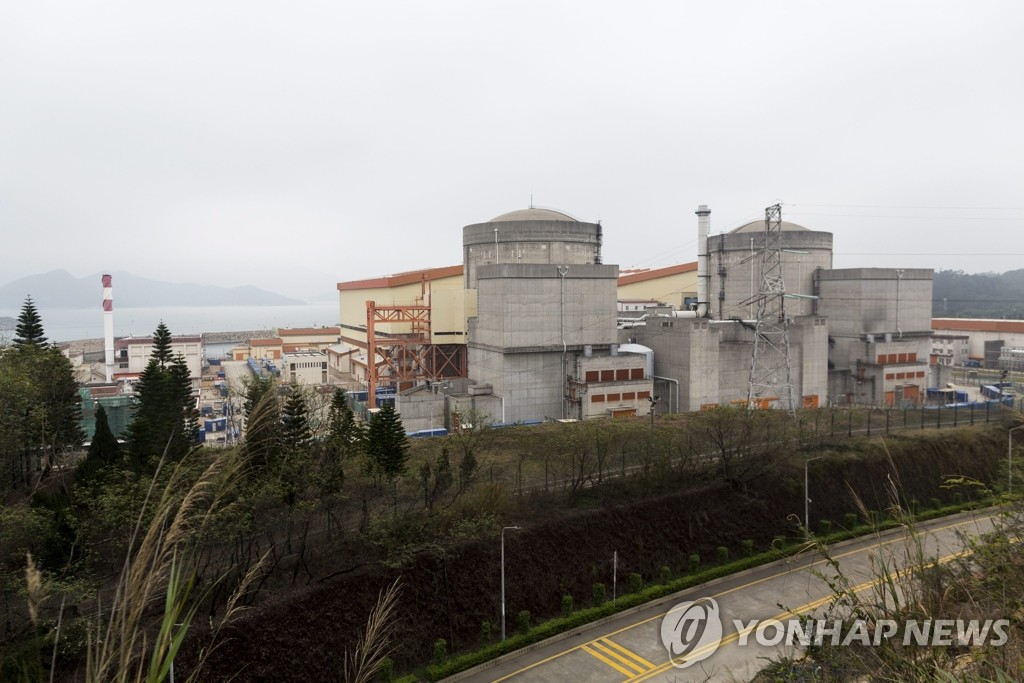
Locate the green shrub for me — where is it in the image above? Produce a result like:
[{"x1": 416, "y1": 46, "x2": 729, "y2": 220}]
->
[
  {"x1": 818, "y1": 520, "x2": 832, "y2": 535},
  {"x1": 716, "y1": 546, "x2": 729, "y2": 563},
  {"x1": 688, "y1": 553, "x2": 700, "y2": 572},
  {"x1": 627, "y1": 572, "x2": 643, "y2": 594},
  {"x1": 844, "y1": 512, "x2": 859, "y2": 528},
  {"x1": 592, "y1": 582, "x2": 606, "y2": 605},
  {"x1": 740, "y1": 539, "x2": 754, "y2": 556},
  {"x1": 660, "y1": 565, "x2": 671, "y2": 584},
  {"x1": 561, "y1": 594, "x2": 573, "y2": 617},
  {"x1": 479, "y1": 620, "x2": 492, "y2": 644},
  {"x1": 517, "y1": 610, "x2": 531, "y2": 635},
  {"x1": 772, "y1": 536, "x2": 785, "y2": 549},
  {"x1": 930, "y1": 497, "x2": 942, "y2": 509},
  {"x1": 433, "y1": 638, "x2": 448, "y2": 665},
  {"x1": 378, "y1": 656, "x2": 394, "y2": 682}
]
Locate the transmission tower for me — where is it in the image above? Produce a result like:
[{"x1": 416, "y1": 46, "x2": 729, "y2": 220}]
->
[{"x1": 746, "y1": 204, "x2": 796, "y2": 413}]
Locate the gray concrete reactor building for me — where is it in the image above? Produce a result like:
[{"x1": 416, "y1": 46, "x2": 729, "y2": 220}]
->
[{"x1": 464, "y1": 208, "x2": 652, "y2": 423}]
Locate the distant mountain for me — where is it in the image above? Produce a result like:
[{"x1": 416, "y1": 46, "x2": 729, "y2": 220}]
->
[
  {"x1": 0, "y1": 270, "x2": 305, "y2": 308},
  {"x1": 933, "y1": 269, "x2": 1024, "y2": 319}
]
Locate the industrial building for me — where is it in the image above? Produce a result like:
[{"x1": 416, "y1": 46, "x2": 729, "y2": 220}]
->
[
  {"x1": 462, "y1": 208, "x2": 651, "y2": 424},
  {"x1": 931, "y1": 334, "x2": 971, "y2": 367},
  {"x1": 337, "y1": 203, "x2": 937, "y2": 431},
  {"x1": 281, "y1": 350, "x2": 329, "y2": 385},
  {"x1": 816, "y1": 268, "x2": 933, "y2": 405},
  {"x1": 115, "y1": 335, "x2": 203, "y2": 390},
  {"x1": 931, "y1": 318, "x2": 1024, "y2": 368},
  {"x1": 629, "y1": 207, "x2": 933, "y2": 410}
]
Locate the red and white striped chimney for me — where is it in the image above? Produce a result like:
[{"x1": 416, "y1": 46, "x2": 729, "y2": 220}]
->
[{"x1": 102, "y1": 274, "x2": 114, "y2": 383}]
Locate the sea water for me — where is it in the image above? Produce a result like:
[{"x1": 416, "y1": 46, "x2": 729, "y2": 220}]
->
[{"x1": 0, "y1": 303, "x2": 341, "y2": 343}]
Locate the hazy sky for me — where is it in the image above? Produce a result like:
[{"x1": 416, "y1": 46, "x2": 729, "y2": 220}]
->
[{"x1": 2, "y1": 1, "x2": 1022, "y2": 301}]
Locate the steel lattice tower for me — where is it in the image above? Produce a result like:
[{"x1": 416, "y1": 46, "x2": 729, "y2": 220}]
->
[{"x1": 746, "y1": 204, "x2": 796, "y2": 412}]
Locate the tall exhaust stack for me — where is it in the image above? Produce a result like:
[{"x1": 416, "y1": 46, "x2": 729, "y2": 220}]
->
[
  {"x1": 672, "y1": 205, "x2": 711, "y2": 319},
  {"x1": 695, "y1": 204, "x2": 710, "y2": 318},
  {"x1": 102, "y1": 274, "x2": 114, "y2": 383}
]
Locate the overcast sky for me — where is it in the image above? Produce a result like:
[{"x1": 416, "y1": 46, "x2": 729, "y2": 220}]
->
[{"x1": 2, "y1": 1, "x2": 1022, "y2": 301}]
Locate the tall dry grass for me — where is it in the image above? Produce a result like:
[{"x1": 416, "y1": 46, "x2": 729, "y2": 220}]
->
[
  {"x1": 342, "y1": 578, "x2": 402, "y2": 683},
  {"x1": 78, "y1": 442, "x2": 263, "y2": 683},
  {"x1": 758, "y1": 438, "x2": 1023, "y2": 682}
]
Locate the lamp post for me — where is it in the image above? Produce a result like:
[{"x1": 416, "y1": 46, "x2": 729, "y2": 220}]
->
[
  {"x1": 805, "y1": 456, "x2": 824, "y2": 536},
  {"x1": 648, "y1": 395, "x2": 660, "y2": 435},
  {"x1": 501, "y1": 526, "x2": 520, "y2": 641},
  {"x1": 1010, "y1": 425, "x2": 1024, "y2": 494}
]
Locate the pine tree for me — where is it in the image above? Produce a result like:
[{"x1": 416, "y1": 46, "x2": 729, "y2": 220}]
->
[
  {"x1": 126, "y1": 324, "x2": 196, "y2": 469},
  {"x1": 152, "y1": 321, "x2": 173, "y2": 364},
  {"x1": 0, "y1": 311, "x2": 83, "y2": 486},
  {"x1": 242, "y1": 375, "x2": 276, "y2": 417},
  {"x1": 77, "y1": 404, "x2": 121, "y2": 484},
  {"x1": 363, "y1": 404, "x2": 409, "y2": 481},
  {"x1": 13, "y1": 296, "x2": 48, "y2": 349},
  {"x1": 241, "y1": 375, "x2": 281, "y2": 468},
  {"x1": 326, "y1": 388, "x2": 362, "y2": 457},
  {"x1": 281, "y1": 385, "x2": 312, "y2": 453}
]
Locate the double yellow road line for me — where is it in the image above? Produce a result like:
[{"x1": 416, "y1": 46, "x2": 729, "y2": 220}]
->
[{"x1": 582, "y1": 638, "x2": 656, "y2": 678}]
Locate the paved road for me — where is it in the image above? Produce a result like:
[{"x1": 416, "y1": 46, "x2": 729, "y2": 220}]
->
[{"x1": 448, "y1": 509, "x2": 1000, "y2": 683}]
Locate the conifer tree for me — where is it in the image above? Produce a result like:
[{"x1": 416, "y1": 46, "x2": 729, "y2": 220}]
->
[
  {"x1": 363, "y1": 404, "x2": 409, "y2": 481},
  {"x1": 241, "y1": 375, "x2": 281, "y2": 468},
  {"x1": 77, "y1": 404, "x2": 121, "y2": 484},
  {"x1": 151, "y1": 321, "x2": 173, "y2": 364},
  {"x1": 281, "y1": 385, "x2": 313, "y2": 453},
  {"x1": 13, "y1": 296, "x2": 48, "y2": 349},
  {"x1": 126, "y1": 324, "x2": 196, "y2": 469},
  {"x1": 326, "y1": 388, "x2": 362, "y2": 457},
  {"x1": 1, "y1": 303, "x2": 83, "y2": 486}
]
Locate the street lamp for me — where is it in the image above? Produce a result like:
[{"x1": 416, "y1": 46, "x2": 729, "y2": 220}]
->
[
  {"x1": 1009, "y1": 425, "x2": 1024, "y2": 494},
  {"x1": 501, "y1": 526, "x2": 521, "y2": 641},
  {"x1": 805, "y1": 456, "x2": 825, "y2": 536},
  {"x1": 647, "y1": 395, "x2": 660, "y2": 434}
]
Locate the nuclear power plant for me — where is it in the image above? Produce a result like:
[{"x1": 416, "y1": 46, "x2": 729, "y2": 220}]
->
[{"x1": 335, "y1": 203, "x2": 935, "y2": 432}]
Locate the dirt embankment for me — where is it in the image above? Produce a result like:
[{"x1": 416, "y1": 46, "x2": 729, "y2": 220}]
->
[{"x1": 194, "y1": 427, "x2": 1005, "y2": 682}]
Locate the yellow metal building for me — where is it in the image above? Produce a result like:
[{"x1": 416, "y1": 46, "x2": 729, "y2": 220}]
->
[{"x1": 616, "y1": 262, "x2": 698, "y2": 308}]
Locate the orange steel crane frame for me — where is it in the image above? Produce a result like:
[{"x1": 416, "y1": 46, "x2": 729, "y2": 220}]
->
[{"x1": 365, "y1": 281, "x2": 467, "y2": 408}]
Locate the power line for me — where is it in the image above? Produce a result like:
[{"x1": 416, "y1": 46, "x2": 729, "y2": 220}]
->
[{"x1": 787, "y1": 202, "x2": 1024, "y2": 211}]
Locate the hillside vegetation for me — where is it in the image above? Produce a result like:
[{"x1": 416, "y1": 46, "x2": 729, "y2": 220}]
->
[
  {"x1": 1, "y1": 401, "x2": 1016, "y2": 682},
  {"x1": 933, "y1": 268, "x2": 1024, "y2": 318}
]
